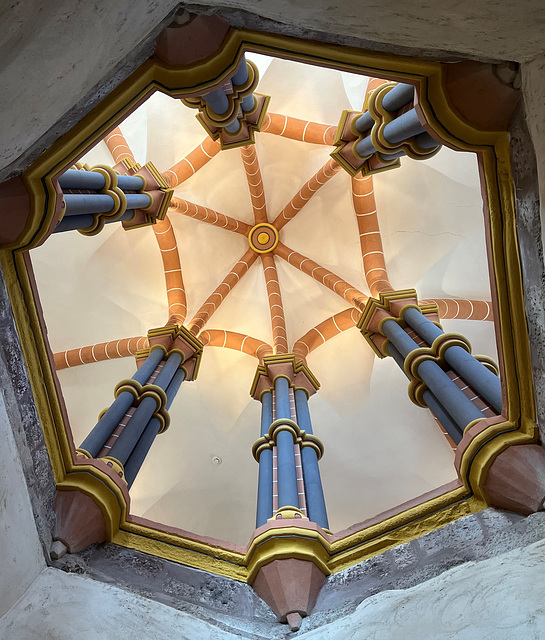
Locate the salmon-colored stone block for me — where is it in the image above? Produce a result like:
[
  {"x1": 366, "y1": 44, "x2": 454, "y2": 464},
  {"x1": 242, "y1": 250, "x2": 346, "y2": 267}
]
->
[
  {"x1": 484, "y1": 444, "x2": 545, "y2": 515},
  {"x1": 54, "y1": 490, "x2": 107, "y2": 553},
  {"x1": 0, "y1": 176, "x2": 31, "y2": 246},
  {"x1": 251, "y1": 558, "x2": 326, "y2": 631},
  {"x1": 155, "y1": 14, "x2": 231, "y2": 67},
  {"x1": 442, "y1": 61, "x2": 520, "y2": 132}
]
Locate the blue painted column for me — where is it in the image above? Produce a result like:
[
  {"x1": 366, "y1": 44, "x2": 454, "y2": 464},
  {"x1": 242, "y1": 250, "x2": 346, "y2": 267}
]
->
[
  {"x1": 108, "y1": 351, "x2": 183, "y2": 465},
  {"x1": 199, "y1": 55, "x2": 256, "y2": 135},
  {"x1": 63, "y1": 193, "x2": 116, "y2": 215},
  {"x1": 355, "y1": 83, "x2": 414, "y2": 134},
  {"x1": 124, "y1": 367, "x2": 186, "y2": 487},
  {"x1": 54, "y1": 209, "x2": 135, "y2": 233},
  {"x1": 58, "y1": 169, "x2": 144, "y2": 192},
  {"x1": 256, "y1": 390, "x2": 274, "y2": 527},
  {"x1": 80, "y1": 347, "x2": 165, "y2": 457},
  {"x1": 402, "y1": 307, "x2": 502, "y2": 413},
  {"x1": 386, "y1": 343, "x2": 464, "y2": 444},
  {"x1": 294, "y1": 389, "x2": 329, "y2": 529},
  {"x1": 382, "y1": 319, "x2": 485, "y2": 432},
  {"x1": 63, "y1": 192, "x2": 151, "y2": 216},
  {"x1": 231, "y1": 57, "x2": 255, "y2": 112},
  {"x1": 356, "y1": 109, "x2": 427, "y2": 157},
  {"x1": 275, "y1": 377, "x2": 299, "y2": 509},
  {"x1": 56, "y1": 167, "x2": 151, "y2": 234}
]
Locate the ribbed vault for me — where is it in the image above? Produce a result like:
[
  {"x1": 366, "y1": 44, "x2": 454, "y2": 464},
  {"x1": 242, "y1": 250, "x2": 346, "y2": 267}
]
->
[{"x1": 32, "y1": 54, "x2": 497, "y2": 545}]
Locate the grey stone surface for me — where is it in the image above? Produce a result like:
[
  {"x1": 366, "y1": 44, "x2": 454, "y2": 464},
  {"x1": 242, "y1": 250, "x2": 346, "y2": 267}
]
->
[
  {"x1": 188, "y1": 4, "x2": 485, "y2": 64},
  {"x1": 52, "y1": 544, "x2": 284, "y2": 639},
  {"x1": 2, "y1": 5, "x2": 545, "y2": 638},
  {"x1": 0, "y1": 1, "x2": 180, "y2": 181},
  {"x1": 0, "y1": 568, "x2": 268, "y2": 640},
  {"x1": 4, "y1": 511, "x2": 545, "y2": 638},
  {"x1": 299, "y1": 536, "x2": 545, "y2": 639},
  {"x1": 0, "y1": 263, "x2": 56, "y2": 559},
  {"x1": 305, "y1": 508, "x2": 544, "y2": 631},
  {"x1": 0, "y1": 354, "x2": 46, "y2": 617},
  {"x1": 182, "y1": 1, "x2": 545, "y2": 63},
  {"x1": 50, "y1": 540, "x2": 68, "y2": 560},
  {"x1": 46, "y1": 508, "x2": 545, "y2": 637},
  {"x1": 510, "y1": 102, "x2": 545, "y2": 442}
]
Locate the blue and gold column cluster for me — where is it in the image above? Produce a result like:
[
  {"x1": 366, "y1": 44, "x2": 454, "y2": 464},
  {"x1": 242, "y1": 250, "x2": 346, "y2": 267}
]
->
[
  {"x1": 54, "y1": 158, "x2": 173, "y2": 235},
  {"x1": 251, "y1": 355, "x2": 329, "y2": 530},
  {"x1": 77, "y1": 325, "x2": 202, "y2": 487},
  {"x1": 359, "y1": 290, "x2": 502, "y2": 444},
  {"x1": 331, "y1": 81, "x2": 441, "y2": 177},
  {"x1": 182, "y1": 54, "x2": 270, "y2": 150}
]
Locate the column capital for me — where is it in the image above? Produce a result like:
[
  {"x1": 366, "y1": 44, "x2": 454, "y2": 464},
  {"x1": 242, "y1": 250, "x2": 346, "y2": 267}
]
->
[
  {"x1": 182, "y1": 59, "x2": 271, "y2": 150},
  {"x1": 135, "y1": 325, "x2": 203, "y2": 381},
  {"x1": 113, "y1": 158, "x2": 173, "y2": 230},
  {"x1": 250, "y1": 353, "x2": 320, "y2": 401},
  {"x1": 357, "y1": 288, "x2": 440, "y2": 357},
  {"x1": 331, "y1": 81, "x2": 440, "y2": 177}
]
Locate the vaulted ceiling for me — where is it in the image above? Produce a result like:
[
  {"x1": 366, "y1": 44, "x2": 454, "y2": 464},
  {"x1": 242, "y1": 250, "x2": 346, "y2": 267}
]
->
[{"x1": 31, "y1": 54, "x2": 498, "y2": 545}]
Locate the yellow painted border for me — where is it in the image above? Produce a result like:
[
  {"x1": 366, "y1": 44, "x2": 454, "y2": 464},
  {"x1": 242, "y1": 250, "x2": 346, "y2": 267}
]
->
[{"x1": 1, "y1": 27, "x2": 536, "y2": 582}]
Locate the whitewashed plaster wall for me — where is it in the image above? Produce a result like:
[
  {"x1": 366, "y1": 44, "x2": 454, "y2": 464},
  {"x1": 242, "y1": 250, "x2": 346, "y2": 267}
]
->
[
  {"x1": 3, "y1": 537, "x2": 545, "y2": 639},
  {"x1": 0, "y1": 389, "x2": 45, "y2": 617}
]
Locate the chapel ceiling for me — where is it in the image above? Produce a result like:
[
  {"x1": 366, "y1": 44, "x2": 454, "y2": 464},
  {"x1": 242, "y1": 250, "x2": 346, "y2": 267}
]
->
[{"x1": 31, "y1": 53, "x2": 497, "y2": 545}]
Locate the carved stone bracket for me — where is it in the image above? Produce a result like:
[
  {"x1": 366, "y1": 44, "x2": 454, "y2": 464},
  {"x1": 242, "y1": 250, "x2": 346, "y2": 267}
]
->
[
  {"x1": 113, "y1": 158, "x2": 173, "y2": 230},
  {"x1": 484, "y1": 444, "x2": 545, "y2": 515}
]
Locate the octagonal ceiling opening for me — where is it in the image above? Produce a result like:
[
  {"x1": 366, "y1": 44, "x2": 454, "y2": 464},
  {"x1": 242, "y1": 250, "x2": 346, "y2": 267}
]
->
[{"x1": 29, "y1": 51, "x2": 498, "y2": 547}]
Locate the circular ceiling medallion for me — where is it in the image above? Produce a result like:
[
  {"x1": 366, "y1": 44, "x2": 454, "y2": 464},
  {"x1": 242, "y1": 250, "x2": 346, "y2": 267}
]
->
[{"x1": 248, "y1": 223, "x2": 279, "y2": 254}]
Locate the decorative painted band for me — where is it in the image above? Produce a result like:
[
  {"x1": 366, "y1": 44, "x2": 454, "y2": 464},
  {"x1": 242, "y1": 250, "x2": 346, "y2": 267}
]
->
[{"x1": 252, "y1": 418, "x2": 324, "y2": 461}]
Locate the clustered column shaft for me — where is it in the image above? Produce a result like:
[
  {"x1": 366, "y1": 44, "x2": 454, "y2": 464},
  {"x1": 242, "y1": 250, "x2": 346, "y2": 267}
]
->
[
  {"x1": 254, "y1": 360, "x2": 328, "y2": 530},
  {"x1": 294, "y1": 389, "x2": 329, "y2": 529},
  {"x1": 79, "y1": 347, "x2": 186, "y2": 487},
  {"x1": 275, "y1": 377, "x2": 300, "y2": 510},
  {"x1": 332, "y1": 80, "x2": 442, "y2": 177},
  {"x1": 256, "y1": 390, "x2": 274, "y2": 528},
  {"x1": 181, "y1": 54, "x2": 270, "y2": 150},
  {"x1": 381, "y1": 306, "x2": 501, "y2": 443},
  {"x1": 354, "y1": 83, "x2": 438, "y2": 160},
  {"x1": 55, "y1": 168, "x2": 149, "y2": 233},
  {"x1": 202, "y1": 55, "x2": 257, "y2": 135}
]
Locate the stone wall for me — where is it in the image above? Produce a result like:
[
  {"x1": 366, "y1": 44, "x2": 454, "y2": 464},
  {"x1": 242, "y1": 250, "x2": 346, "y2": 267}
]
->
[
  {"x1": 0, "y1": 357, "x2": 45, "y2": 616},
  {"x1": 2, "y1": 4, "x2": 545, "y2": 639},
  {"x1": 2, "y1": 1, "x2": 545, "y2": 180},
  {"x1": 3, "y1": 517, "x2": 545, "y2": 638},
  {"x1": 300, "y1": 536, "x2": 545, "y2": 639}
]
